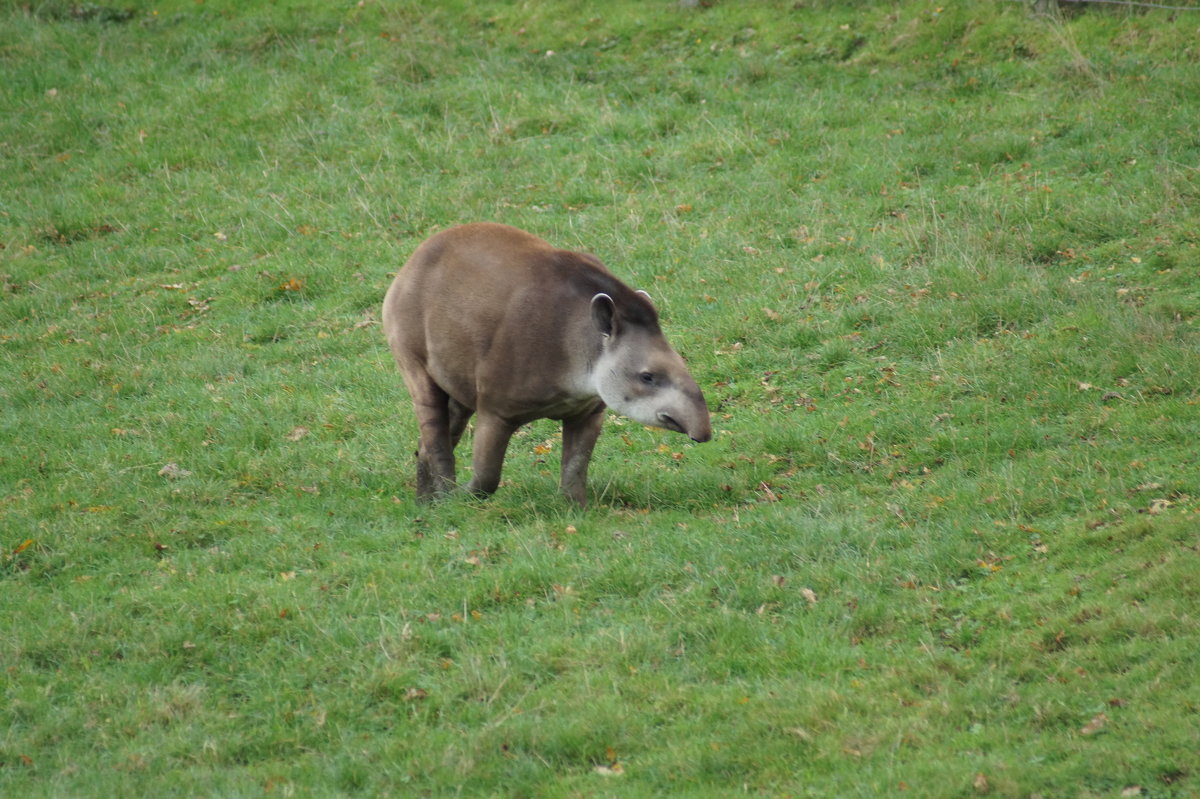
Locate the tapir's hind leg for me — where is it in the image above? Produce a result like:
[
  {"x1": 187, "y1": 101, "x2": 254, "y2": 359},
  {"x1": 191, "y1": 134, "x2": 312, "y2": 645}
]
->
[
  {"x1": 447, "y1": 397, "x2": 473, "y2": 450},
  {"x1": 401, "y1": 368, "x2": 457, "y2": 500}
]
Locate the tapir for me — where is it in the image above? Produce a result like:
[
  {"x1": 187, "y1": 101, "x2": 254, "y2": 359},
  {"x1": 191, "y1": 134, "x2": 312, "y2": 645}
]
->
[{"x1": 382, "y1": 222, "x2": 712, "y2": 507}]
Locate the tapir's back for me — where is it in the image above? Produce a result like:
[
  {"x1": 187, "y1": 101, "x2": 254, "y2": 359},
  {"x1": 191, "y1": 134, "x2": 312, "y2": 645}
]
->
[
  {"x1": 387, "y1": 223, "x2": 587, "y2": 350},
  {"x1": 386, "y1": 224, "x2": 542, "y2": 351},
  {"x1": 382, "y1": 223, "x2": 645, "y2": 413}
]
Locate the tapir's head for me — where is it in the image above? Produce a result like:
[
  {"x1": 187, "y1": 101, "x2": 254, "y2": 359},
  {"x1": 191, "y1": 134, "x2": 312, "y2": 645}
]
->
[{"x1": 590, "y1": 291, "x2": 712, "y2": 443}]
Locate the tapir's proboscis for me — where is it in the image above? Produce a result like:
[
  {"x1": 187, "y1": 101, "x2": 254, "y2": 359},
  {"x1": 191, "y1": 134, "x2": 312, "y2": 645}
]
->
[{"x1": 382, "y1": 222, "x2": 712, "y2": 507}]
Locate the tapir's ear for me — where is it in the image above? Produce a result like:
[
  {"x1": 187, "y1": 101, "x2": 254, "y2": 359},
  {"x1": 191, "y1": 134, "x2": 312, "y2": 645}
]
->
[
  {"x1": 591, "y1": 292, "x2": 616, "y2": 337},
  {"x1": 636, "y1": 289, "x2": 654, "y2": 306}
]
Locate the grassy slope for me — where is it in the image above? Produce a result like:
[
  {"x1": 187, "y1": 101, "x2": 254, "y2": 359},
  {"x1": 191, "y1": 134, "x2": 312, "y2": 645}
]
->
[{"x1": 2, "y1": 1, "x2": 1198, "y2": 796}]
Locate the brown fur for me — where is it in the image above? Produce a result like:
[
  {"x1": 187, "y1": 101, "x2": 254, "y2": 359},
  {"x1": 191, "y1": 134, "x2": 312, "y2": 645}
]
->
[{"x1": 383, "y1": 223, "x2": 710, "y2": 506}]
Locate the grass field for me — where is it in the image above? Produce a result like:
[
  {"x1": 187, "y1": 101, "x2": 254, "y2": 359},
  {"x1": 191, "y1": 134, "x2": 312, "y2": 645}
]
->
[{"x1": 3, "y1": 1, "x2": 1199, "y2": 795}]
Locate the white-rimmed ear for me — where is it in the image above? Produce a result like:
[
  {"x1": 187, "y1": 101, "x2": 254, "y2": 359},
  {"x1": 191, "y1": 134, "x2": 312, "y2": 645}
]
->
[
  {"x1": 591, "y1": 292, "x2": 616, "y2": 337},
  {"x1": 636, "y1": 289, "x2": 653, "y2": 306}
]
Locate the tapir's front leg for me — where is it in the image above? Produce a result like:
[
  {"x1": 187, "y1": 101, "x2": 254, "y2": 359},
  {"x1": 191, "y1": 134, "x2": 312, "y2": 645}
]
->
[
  {"x1": 560, "y1": 407, "x2": 606, "y2": 508},
  {"x1": 466, "y1": 412, "x2": 517, "y2": 497}
]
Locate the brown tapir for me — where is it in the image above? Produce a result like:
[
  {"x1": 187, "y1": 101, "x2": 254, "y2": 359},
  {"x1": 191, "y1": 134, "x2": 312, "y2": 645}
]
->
[{"x1": 382, "y1": 222, "x2": 712, "y2": 507}]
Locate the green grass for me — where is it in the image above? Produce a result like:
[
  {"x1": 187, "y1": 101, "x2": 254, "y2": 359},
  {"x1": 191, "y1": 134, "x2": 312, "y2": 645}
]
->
[{"x1": 3, "y1": 0, "x2": 1199, "y2": 795}]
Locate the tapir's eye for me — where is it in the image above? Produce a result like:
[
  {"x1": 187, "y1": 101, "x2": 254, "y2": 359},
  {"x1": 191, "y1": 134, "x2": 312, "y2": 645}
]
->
[{"x1": 639, "y1": 371, "x2": 655, "y2": 385}]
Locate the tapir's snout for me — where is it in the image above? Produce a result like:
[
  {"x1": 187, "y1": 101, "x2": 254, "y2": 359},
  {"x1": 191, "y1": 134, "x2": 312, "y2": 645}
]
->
[
  {"x1": 684, "y1": 385, "x2": 713, "y2": 443},
  {"x1": 658, "y1": 404, "x2": 711, "y2": 443}
]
